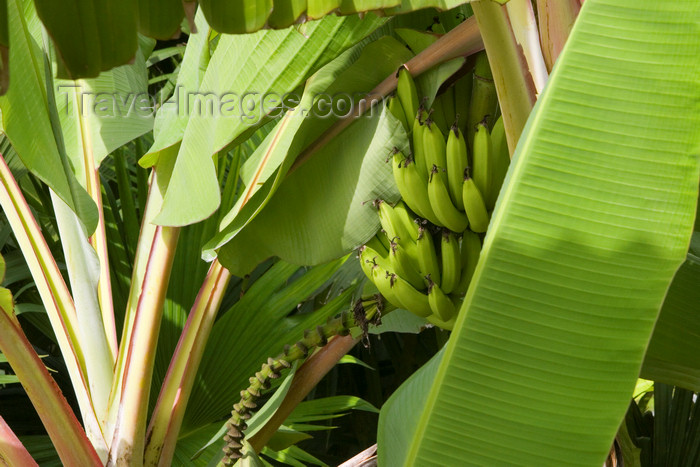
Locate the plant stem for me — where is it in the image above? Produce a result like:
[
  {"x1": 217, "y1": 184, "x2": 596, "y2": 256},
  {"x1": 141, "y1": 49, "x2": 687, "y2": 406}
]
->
[
  {"x1": 505, "y1": 0, "x2": 548, "y2": 95},
  {"x1": 74, "y1": 79, "x2": 118, "y2": 360},
  {"x1": 472, "y1": 0, "x2": 537, "y2": 155},
  {"x1": 106, "y1": 149, "x2": 176, "y2": 441},
  {"x1": 289, "y1": 15, "x2": 484, "y2": 174},
  {"x1": 0, "y1": 416, "x2": 39, "y2": 467},
  {"x1": 0, "y1": 302, "x2": 102, "y2": 466},
  {"x1": 144, "y1": 261, "x2": 232, "y2": 467},
  {"x1": 106, "y1": 224, "x2": 179, "y2": 467},
  {"x1": 536, "y1": 0, "x2": 581, "y2": 72},
  {"x1": 221, "y1": 297, "x2": 386, "y2": 464},
  {"x1": 106, "y1": 157, "x2": 181, "y2": 466},
  {"x1": 50, "y1": 191, "x2": 114, "y2": 429},
  {"x1": 248, "y1": 334, "x2": 359, "y2": 453},
  {"x1": 0, "y1": 154, "x2": 107, "y2": 456}
]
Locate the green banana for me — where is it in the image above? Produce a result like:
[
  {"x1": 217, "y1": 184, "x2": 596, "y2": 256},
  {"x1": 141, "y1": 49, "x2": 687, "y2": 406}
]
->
[
  {"x1": 423, "y1": 118, "x2": 448, "y2": 171},
  {"x1": 416, "y1": 225, "x2": 441, "y2": 287},
  {"x1": 454, "y1": 73, "x2": 473, "y2": 137},
  {"x1": 446, "y1": 123, "x2": 469, "y2": 211},
  {"x1": 397, "y1": 66, "x2": 420, "y2": 130},
  {"x1": 462, "y1": 170, "x2": 490, "y2": 233},
  {"x1": 391, "y1": 274, "x2": 433, "y2": 318},
  {"x1": 268, "y1": 0, "x2": 307, "y2": 29},
  {"x1": 425, "y1": 313, "x2": 456, "y2": 331},
  {"x1": 487, "y1": 115, "x2": 511, "y2": 210},
  {"x1": 387, "y1": 95, "x2": 409, "y2": 131},
  {"x1": 440, "y1": 230, "x2": 461, "y2": 294},
  {"x1": 391, "y1": 149, "x2": 424, "y2": 219},
  {"x1": 428, "y1": 166, "x2": 469, "y2": 232},
  {"x1": 389, "y1": 239, "x2": 425, "y2": 290},
  {"x1": 412, "y1": 110, "x2": 430, "y2": 179},
  {"x1": 307, "y1": 0, "x2": 340, "y2": 19},
  {"x1": 377, "y1": 199, "x2": 406, "y2": 245},
  {"x1": 365, "y1": 234, "x2": 389, "y2": 256},
  {"x1": 467, "y1": 51, "x2": 498, "y2": 147},
  {"x1": 395, "y1": 155, "x2": 442, "y2": 226},
  {"x1": 453, "y1": 231, "x2": 481, "y2": 296},
  {"x1": 429, "y1": 94, "x2": 449, "y2": 136},
  {"x1": 392, "y1": 200, "x2": 421, "y2": 250},
  {"x1": 472, "y1": 121, "x2": 492, "y2": 202},
  {"x1": 377, "y1": 199, "x2": 423, "y2": 264},
  {"x1": 428, "y1": 280, "x2": 456, "y2": 322},
  {"x1": 359, "y1": 245, "x2": 401, "y2": 308}
]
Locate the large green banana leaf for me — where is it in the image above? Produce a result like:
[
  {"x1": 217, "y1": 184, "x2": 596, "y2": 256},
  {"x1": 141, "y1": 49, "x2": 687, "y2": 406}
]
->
[
  {"x1": 378, "y1": 1, "x2": 700, "y2": 466},
  {"x1": 15, "y1": 1, "x2": 502, "y2": 80},
  {"x1": 0, "y1": 0, "x2": 152, "y2": 233},
  {"x1": 641, "y1": 247, "x2": 700, "y2": 390},
  {"x1": 208, "y1": 35, "x2": 463, "y2": 275},
  {"x1": 143, "y1": 14, "x2": 385, "y2": 227},
  {"x1": 205, "y1": 32, "x2": 413, "y2": 272},
  {"x1": 217, "y1": 106, "x2": 405, "y2": 274},
  {"x1": 0, "y1": 0, "x2": 97, "y2": 232},
  {"x1": 33, "y1": 0, "x2": 138, "y2": 78},
  {"x1": 143, "y1": 8, "x2": 211, "y2": 167}
]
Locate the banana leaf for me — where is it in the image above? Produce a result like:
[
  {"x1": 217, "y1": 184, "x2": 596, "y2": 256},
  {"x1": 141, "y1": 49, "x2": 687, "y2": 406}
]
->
[
  {"x1": 202, "y1": 35, "x2": 413, "y2": 269},
  {"x1": 0, "y1": 0, "x2": 506, "y2": 80},
  {"x1": 641, "y1": 250, "x2": 700, "y2": 390},
  {"x1": 138, "y1": 0, "x2": 184, "y2": 40},
  {"x1": 33, "y1": 0, "x2": 138, "y2": 78},
  {"x1": 208, "y1": 36, "x2": 464, "y2": 275},
  {"x1": 144, "y1": 14, "x2": 386, "y2": 227},
  {"x1": 0, "y1": 0, "x2": 97, "y2": 233},
  {"x1": 378, "y1": 1, "x2": 700, "y2": 465}
]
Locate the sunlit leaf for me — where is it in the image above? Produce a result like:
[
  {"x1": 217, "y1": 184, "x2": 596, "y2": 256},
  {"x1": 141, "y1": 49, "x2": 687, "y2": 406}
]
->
[
  {"x1": 0, "y1": 0, "x2": 97, "y2": 232},
  {"x1": 146, "y1": 14, "x2": 386, "y2": 226},
  {"x1": 379, "y1": 1, "x2": 700, "y2": 465},
  {"x1": 216, "y1": 107, "x2": 406, "y2": 275}
]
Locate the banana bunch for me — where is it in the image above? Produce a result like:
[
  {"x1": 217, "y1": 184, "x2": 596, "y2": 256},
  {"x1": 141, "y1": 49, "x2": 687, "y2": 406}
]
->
[
  {"x1": 389, "y1": 67, "x2": 507, "y2": 234},
  {"x1": 364, "y1": 62, "x2": 510, "y2": 330},
  {"x1": 359, "y1": 200, "x2": 482, "y2": 330}
]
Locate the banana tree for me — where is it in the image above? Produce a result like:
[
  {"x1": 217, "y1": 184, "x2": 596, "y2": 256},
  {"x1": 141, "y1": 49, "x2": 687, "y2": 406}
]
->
[{"x1": 1, "y1": 0, "x2": 699, "y2": 466}]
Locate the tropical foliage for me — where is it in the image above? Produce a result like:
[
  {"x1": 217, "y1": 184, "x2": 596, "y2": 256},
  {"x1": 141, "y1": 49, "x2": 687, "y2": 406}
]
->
[{"x1": 0, "y1": 0, "x2": 699, "y2": 466}]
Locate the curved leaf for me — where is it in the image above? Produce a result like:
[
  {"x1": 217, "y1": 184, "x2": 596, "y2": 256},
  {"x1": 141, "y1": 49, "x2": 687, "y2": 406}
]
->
[
  {"x1": 33, "y1": 0, "x2": 138, "y2": 78},
  {"x1": 217, "y1": 106, "x2": 406, "y2": 275},
  {"x1": 642, "y1": 251, "x2": 700, "y2": 390},
  {"x1": 378, "y1": 348, "x2": 444, "y2": 467},
  {"x1": 0, "y1": 0, "x2": 97, "y2": 233},
  {"x1": 380, "y1": 1, "x2": 700, "y2": 465},
  {"x1": 147, "y1": 14, "x2": 385, "y2": 226},
  {"x1": 142, "y1": 9, "x2": 212, "y2": 168},
  {"x1": 210, "y1": 36, "x2": 465, "y2": 274},
  {"x1": 138, "y1": 0, "x2": 184, "y2": 40},
  {"x1": 204, "y1": 35, "x2": 414, "y2": 267}
]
